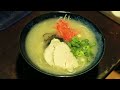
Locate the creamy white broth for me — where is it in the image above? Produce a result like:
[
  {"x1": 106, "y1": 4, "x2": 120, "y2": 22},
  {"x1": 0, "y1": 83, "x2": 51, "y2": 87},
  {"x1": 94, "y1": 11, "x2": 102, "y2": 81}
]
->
[{"x1": 25, "y1": 18, "x2": 98, "y2": 75}]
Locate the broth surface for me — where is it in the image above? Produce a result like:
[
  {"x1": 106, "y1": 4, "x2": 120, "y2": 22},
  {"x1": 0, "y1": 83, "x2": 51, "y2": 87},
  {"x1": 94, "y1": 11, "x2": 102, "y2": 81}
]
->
[{"x1": 25, "y1": 18, "x2": 98, "y2": 75}]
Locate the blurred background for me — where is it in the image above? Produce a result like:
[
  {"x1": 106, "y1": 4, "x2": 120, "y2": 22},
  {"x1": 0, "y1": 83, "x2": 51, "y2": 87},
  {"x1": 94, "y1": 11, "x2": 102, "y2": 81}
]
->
[{"x1": 100, "y1": 11, "x2": 120, "y2": 79}]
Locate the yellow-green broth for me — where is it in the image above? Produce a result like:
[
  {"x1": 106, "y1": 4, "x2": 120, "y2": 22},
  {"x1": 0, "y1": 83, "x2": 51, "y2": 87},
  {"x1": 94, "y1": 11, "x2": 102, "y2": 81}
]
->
[{"x1": 25, "y1": 18, "x2": 98, "y2": 76}]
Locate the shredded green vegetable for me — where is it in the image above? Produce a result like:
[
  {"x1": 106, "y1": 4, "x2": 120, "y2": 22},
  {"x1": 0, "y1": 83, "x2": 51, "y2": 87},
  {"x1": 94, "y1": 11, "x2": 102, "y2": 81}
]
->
[{"x1": 67, "y1": 36, "x2": 96, "y2": 59}]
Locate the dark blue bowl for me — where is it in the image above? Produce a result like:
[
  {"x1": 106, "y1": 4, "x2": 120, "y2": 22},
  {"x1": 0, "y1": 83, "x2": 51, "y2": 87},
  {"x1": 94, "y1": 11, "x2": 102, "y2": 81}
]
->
[{"x1": 20, "y1": 11, "x2": 105, "y2": 77}]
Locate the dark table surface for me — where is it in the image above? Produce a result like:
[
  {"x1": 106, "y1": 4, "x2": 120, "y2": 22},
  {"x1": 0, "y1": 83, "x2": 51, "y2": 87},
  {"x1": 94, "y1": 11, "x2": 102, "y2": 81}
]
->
[{"x1": 0, "y1": 11, "x2": 120, "y2": 79}]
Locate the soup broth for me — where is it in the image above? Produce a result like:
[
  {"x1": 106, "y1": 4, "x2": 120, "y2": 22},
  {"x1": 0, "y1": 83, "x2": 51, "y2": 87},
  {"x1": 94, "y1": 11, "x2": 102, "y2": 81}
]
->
[{"x1": 25, "y1": 18, "x2": 98, "y2": 76}]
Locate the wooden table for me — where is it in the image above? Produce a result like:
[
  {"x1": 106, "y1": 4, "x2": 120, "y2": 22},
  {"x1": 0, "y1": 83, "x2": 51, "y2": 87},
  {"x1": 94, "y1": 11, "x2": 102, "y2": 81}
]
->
[{"x1": 0, "y1": 11, "x2": 120, "y2": 79}]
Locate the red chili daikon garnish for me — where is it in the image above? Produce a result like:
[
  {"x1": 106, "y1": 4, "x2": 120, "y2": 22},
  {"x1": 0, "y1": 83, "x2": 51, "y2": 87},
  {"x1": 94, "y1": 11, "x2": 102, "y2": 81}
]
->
[{"x1": 55, "y1": 19, "x2": 79, "y2": 41}]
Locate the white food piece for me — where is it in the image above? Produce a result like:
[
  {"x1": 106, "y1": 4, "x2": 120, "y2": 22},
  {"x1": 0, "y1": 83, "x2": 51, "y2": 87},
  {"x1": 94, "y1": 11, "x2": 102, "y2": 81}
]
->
[
  {"x1": 44, "y1": 39, "x2": 61, "y2": 66},
  {"x1": 54, "y1": 42, "x2": 78, "y2": 72},
  {"x1": 44, "y1": 38, "x2": 79, "y2": 72}
]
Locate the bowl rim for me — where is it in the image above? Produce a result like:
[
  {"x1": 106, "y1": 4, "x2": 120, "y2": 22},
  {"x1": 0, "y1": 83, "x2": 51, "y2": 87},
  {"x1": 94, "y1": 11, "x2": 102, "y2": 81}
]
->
[{"x1": 19, "y1": 11, "x2": 105, "y2": 77}]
